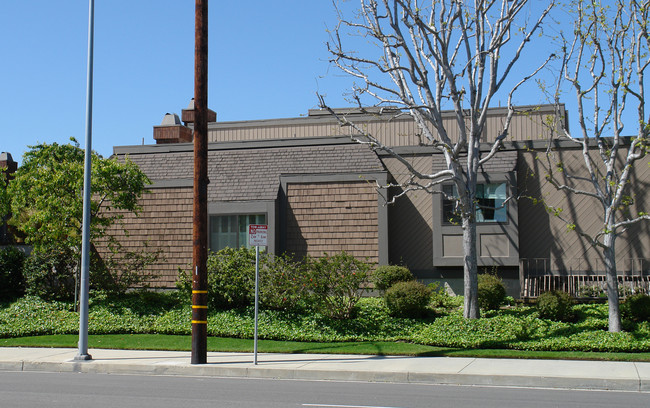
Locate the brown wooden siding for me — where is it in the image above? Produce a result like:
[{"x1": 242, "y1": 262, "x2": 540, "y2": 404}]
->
[
  {"x1": 285, "y1": 181, "x2": 379, "y2": 263},
  {"x1": 381, "y1": 155, "x2": 434, "y2": 271},
  {"x1": 96, "y1": 187, "x2": 193, "y2": 288},
  {"x1": 518, "y1": 147, "x2": 650, "y2": 271},
  {"x1": 208, "y1": 106, "x2": 558, "y2": 146}
]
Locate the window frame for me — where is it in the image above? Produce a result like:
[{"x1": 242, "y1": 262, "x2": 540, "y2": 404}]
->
[
  {"x1": 441, "y1": 182, "x2": 509, "y2": 225},
  {"x1": 432, "y1": 171, "x2": 519, "y2": 267},
  {"x1": 209, "y1": 212, "x2": 268, "y2": 252}
]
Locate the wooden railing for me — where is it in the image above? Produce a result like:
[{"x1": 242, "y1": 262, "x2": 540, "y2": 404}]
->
[{"x1": 519, "y1": 258, "x2": 650, "y2": 299}]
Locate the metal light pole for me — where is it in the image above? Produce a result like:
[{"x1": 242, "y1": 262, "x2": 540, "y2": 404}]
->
[
  {"x1": 75, "y1": 0, "x2": 94, "y2": 361},
  {"x1": 191, "y1": 0, "x2": 209, "y2": 365}
]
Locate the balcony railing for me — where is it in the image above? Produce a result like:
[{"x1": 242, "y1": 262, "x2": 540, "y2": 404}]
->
[{"x1": 519, "y1": 258, "x2": 650, "y2": 299}]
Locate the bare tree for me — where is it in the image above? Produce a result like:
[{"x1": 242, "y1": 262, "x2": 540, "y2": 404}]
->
[
  {"x1": 547, "y1": 0, "x2": 649, "y2": 332},
  {"x1": 320, "y1": 0, "x2": 555, "y2": 318}
]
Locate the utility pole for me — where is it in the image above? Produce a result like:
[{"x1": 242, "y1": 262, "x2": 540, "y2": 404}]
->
[{"x1": 191, "y1": 0, "x2": 209, "y2": 365}]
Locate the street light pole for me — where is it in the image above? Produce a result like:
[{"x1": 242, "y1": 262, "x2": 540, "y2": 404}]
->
[{"x1": 75, "y1": 0, "x2": 94, "y2": 362}]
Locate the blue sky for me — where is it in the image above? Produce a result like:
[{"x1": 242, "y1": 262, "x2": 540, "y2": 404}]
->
[
  {"x1": 1, "y1": 1, "x2": 355, "y2": 164},
  {"x1": 1, "y1": 2, "x2": 644, "y2": 166}
]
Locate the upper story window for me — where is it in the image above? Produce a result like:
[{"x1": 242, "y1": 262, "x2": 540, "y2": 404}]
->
[
  {"x1": 476, "y1": 183, "x2": 507, "y2": 222},
  {"x1": 442, "y1": 183, "x2": 507, "y2": 224},
  {"x1": 209, "y1": 214, "x2": 266, "y2": 252}
]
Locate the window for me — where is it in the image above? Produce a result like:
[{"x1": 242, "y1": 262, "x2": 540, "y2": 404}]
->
[
  {"x1": 442, "y1": 183, "x2": 507, "y2": 224},
  {"x1": 442, "y1": 184, "x2": 461, "y2": 224},
  {"x1": 209, "y1": 214, "x2": 266, "y2": 252},
  {"x1": 476, "y1": 183, "x2": 507, "y2": 222}
]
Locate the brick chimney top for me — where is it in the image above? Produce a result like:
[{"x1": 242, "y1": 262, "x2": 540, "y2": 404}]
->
[
  {"x1": 182, "y1": 98, "x2": 217, "y2": 125},
  {"x1": 153, "y1": 113, "x2": 193, "y2": 144},
  {"x1": 0, "y1": 152, "x2": 17, "y2": 174}
]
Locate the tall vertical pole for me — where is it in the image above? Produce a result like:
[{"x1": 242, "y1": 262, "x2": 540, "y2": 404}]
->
[
  {"x1": 75, "y1": 0, "x2": 94, "y2": 362},
  {"x1": 191, "y1": 0, "x2": 209, "y2": 365},
  {"x1": 254, "y1": 245, "x2": 259, "y2": 365}
]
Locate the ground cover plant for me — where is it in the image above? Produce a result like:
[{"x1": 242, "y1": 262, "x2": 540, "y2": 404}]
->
[
  {"x1": 3, "y1": 291, "x2": 650, "y2": 355},
  {"x1": 3, "y1": 248, "x2": 650, "y2": 357}
]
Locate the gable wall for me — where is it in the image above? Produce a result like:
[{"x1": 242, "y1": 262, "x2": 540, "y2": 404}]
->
[
  {"x1": 518, "y1": 147, "x2": 650, "y2": 273},
  {"x1": 381, "y1": 155, "x2": 434, "y2": 272},
  {"x1": 285, "y1": 181, "x2": 379, "y2": 264},
  {"x1": 97, "y1": 187, "x2": 193, "y2": 288}
]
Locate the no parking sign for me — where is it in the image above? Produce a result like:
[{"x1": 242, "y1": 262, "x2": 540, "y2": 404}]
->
[{"x1": 248, "y1": 224, "x2": 268, "y2": 247}]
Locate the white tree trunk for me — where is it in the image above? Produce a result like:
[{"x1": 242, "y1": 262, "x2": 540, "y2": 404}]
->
[
  {"x1": 603, "y1": 233, "x2": 622, "y2": 332},
  {"x1": 463, "y1": 216, "x2": 480, "y2": 319}
]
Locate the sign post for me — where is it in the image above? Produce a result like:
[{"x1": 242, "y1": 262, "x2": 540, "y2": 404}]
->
[{"x1": 248, "y1": 224, "x2": 267, "y2": 365}]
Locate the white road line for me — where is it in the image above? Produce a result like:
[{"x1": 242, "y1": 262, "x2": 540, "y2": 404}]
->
[{"x1": 302, "y1": 404, "x2": 403, "y2": 408}]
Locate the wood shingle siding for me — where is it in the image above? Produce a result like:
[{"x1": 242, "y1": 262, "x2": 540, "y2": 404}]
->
[
  {"x1": 207, "y1": 105, "x2": 561, "y2": 146},
  {"x1": 286, "y1": 181, "x2": 379, "y2": 264},
  {"x1": 381, "y1": 155, "x2": 434, "y2": 271},
  {"x1": 518, "y1": 147, "x2": 650, "y2": 268},
  {"x1": 97, "y1": 187, "x2": 193, "y2": 287}
]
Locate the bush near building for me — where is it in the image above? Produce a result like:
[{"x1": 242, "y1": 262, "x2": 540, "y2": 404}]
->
[
  {"x1": 477, "y1": 273, "x2": 507, "y2": 311},
  {"x1": 178, "y1": 248, "x2": 372, "y2": 319},
  {"x1": 0, "y1": 247, "x2": 25, "y2": 302},
  {"x1": 384, "y1": 280, "x2": 432, "y2": 318},
  {"x1": 536, "y1": 290, "x2": 576, "y2": 322},
  {"x1": 372, "y1": 265, "x2": 414, "y2": 292}
]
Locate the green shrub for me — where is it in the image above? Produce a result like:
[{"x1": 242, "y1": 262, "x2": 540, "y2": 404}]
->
[
  {"x1": 23, "y1": 247, "x2": 78, "y2": 301},
  {"x1": 259, "y1": 253, "x2": 307, "y2": 311},
  {"x1": 578, "y1": 284, "x2": 604, "y2": 298},
  {"x1": 178, "y1": 247, "x2": 256, "y2": 310},
  {"x1": 176, "y1": 249, "x2": 371, "y2": 314},
  {"x1": 207, "y1": 247, "x2": 257, "y2": 309},
  {"x1": 94, "y1": 241, "x2": 163, "y2": 294},
  {"x1": 536, "y1": 290, "x2": 575, "y2": 322},
  {"x1": 477, "y1": 273, "x2": 506, "y2": 311},
  {"x1": 372, "y1": 265, "x2": 413, "y2": 292},
  {"x1": 622, "y1": 293, "x2": 650, "y2": 322},
  {"x1": 305, "y1": 252, "x2": 371, "y2": 319},
  {"x1": 384, "y1": 280, "x2": 432, "y2": 317},
  {"x1": 428, "y1": 282, "x2": 462, "y2": 311},
  {"x1": 0, "y1": 247, "x2": 26, "y2": 302}
]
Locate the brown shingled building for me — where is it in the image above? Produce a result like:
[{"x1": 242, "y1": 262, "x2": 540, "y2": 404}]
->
[
  {"x1": 0, "y1": 152, "x2": 18, "y2": 245},
  {"x1": 104, "y1": 103, "x2": 650, "y2": 297}
]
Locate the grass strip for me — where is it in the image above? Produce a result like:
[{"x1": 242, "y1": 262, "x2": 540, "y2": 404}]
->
[{"x1": 2, "y1": 334, "x2": 650, "y2": 362}]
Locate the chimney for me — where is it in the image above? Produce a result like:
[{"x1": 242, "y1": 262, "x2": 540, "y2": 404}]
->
[
  {"x1": 0, "y1": 152, "x2": 17, "y2": 182},
  {"x1": 153, "y1": 113, "x2": 193, "y2": 144},
  {"x1": 0, "y1": 152, "x2": 17, "y2": 244},
  {"x1": 182, "y1": 98, "x2": 217, "y2": 126}
]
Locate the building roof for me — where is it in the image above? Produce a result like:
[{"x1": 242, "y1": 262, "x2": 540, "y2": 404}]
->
[{"x1": 116, "y1": 137, "x2": 385, "y2": 202}]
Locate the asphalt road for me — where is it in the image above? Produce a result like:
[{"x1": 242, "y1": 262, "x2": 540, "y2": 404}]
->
[{"x1": 1, "y1": 371, "x2": 648, "y2": 408}]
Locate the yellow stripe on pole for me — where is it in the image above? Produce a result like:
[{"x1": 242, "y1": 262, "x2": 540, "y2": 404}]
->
[
  {"x1": 192, "y1": 290, "x2": 208, "y2": 294},
  {"x1": 192, "y1": 305, "x2": 208, "y2": 309},
  {"x1": 191, "y1": 320, "x2": 208, "y2": 324}
]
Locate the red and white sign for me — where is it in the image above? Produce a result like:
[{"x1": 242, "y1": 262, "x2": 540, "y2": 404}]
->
[{"x1": 248, "y1": 224, "x2": 268, "y2": 246}]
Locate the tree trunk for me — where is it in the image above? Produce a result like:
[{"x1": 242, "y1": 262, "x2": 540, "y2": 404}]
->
[
  {"x1": 463, "y1": 216, "x2": 480, "y2": 319},
  {"x1": 603, "y1": 233, "x2": 621, "y2": 332}
]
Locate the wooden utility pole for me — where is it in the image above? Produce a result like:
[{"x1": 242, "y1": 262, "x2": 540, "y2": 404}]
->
[{"x1": 191, "y1": 0, "x2": 209, "y2": 365}]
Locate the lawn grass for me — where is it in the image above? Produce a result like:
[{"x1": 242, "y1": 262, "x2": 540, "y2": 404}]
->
[{"x1": 3, "y1": 334, "x2": 650, "y2": 362}]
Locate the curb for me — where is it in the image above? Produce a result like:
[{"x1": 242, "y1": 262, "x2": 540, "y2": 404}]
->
[{"x1": 3, "y1": 358, "x2": 647, "y2": 392}]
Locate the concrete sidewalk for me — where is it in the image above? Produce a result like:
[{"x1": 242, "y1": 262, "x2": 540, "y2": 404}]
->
[{"x1": 1, "y1": 347, "x2": 649, "y2": 392}]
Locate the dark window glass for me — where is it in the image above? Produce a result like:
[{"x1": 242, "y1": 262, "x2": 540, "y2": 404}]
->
[
  {"x1": 210, "y1": 214, "x2": 266, "y2": 252},
  {"x1": 442, "y1": 183, "x2": 507, "y2": 224}
]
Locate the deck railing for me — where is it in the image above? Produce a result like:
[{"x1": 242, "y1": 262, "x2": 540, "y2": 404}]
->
[{"x1": 519, "y1": 258, "x2": 650, "y2": 299}]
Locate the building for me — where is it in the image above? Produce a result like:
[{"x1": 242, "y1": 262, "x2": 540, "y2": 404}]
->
[
  {"x1": 104, "y1": 102, "x2": 650, "y2": 297},
  {"x1": 0, "y1": 152, "x2": 18, "y2": 245}
]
